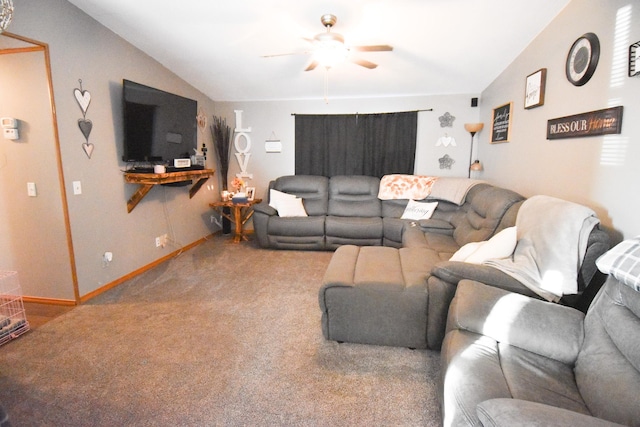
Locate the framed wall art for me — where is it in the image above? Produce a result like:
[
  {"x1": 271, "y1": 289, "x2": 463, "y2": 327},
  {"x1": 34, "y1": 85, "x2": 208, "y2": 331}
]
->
[
  {"x1": 629, "y1": 41, "x2": 640, "y2": 77},
  {"x1": 524, "y1": 68, "x2": 546, "y2": 109},
  {"x1": 490, "y1": 102, "x2": 513, "y2": 143},
  {"x1": 246, "y1": 187, "x2": 256, "y2": 201}
]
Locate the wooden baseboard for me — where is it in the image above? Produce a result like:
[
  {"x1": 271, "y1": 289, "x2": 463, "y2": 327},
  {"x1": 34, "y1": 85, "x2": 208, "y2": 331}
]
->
[
  {"x1": 22, "y1": 296, "x2": 77, "y2": 306},
  {"x1": 79, "y1": 235, "x2": 213, "y2": 304}
]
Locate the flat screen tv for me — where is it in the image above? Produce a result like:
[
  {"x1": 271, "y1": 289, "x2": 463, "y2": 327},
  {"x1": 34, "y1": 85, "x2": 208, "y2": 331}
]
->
[{"x1": 122, "y1": 79, "x2": 197, "y2": 164}]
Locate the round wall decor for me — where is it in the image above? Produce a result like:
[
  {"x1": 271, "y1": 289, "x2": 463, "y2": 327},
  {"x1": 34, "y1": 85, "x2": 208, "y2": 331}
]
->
[{"x1": 566, "y1": 32, "x2": 600, "y2": 86}]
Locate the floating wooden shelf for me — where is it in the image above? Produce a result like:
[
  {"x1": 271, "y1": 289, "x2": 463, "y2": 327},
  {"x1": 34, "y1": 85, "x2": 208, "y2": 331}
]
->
[{"x1": 124, "y1": 169, "x2": 215, "y2": 213}]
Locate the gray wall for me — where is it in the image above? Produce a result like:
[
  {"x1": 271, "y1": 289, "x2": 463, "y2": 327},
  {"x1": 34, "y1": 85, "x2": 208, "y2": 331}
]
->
[
  {"x1": 5, "y1": 0, "x2": 219, "y2": 300},
  {"x1": 478, "y1": 0, "x2": 639, "y2": 240}
]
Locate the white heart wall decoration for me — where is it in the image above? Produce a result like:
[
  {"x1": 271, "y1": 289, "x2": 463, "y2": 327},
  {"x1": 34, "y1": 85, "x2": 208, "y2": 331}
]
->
[
  {"x1": 74, "y1": 88, "x2": 91, "y2": 116},
  {"x1": 436, "y1": 135, "x2": 456, "y2": 147},
  {"x1": 82, "y1": 142, "x2": 94, "y2": 159}
]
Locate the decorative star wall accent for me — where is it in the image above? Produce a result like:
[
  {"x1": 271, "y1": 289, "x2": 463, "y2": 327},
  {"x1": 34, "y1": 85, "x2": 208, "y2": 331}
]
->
[
  {"x1": 439, "y1": 154, "x2": 455, "y2": 169},
  {"x1": 438, "y1": 112, "x2": 455, "y2": 128}
]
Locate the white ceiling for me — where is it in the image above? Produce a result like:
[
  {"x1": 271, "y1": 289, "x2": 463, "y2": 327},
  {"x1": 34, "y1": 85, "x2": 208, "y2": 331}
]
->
[{"x1": 65, "y1": 0, "x2": 570, "y2": 102}]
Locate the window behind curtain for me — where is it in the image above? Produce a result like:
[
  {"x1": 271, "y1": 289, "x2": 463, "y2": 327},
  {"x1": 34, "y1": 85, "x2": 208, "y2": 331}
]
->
[{"x1": 295, "y1": 111, "x2": 417, "y2": 178}]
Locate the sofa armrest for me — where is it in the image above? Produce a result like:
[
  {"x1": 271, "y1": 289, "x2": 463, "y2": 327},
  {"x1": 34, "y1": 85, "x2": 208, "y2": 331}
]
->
[
  {"x1": 447, "y1": 280, "x2": 584, "y2": 364},
  {"x1": 253, "y1": 202, "x2": 277, "y2": 216},
  {"x1": 432, "y1": 261, "x2": 540, "y2": 298},
  {"x1": 477, "y1": 399, "x2": 625, "y2": 427}
]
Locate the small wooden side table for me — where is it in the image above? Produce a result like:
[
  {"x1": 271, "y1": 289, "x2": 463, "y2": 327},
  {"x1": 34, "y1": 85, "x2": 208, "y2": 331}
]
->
[{"x1": 209, "y1": 198, "x2": 262, "y2": 243}]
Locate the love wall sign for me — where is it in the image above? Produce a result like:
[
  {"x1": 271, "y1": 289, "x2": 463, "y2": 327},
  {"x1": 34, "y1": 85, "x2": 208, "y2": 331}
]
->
[{"x1": 74, "y1": 79, "x2": 94, "y2": 158}]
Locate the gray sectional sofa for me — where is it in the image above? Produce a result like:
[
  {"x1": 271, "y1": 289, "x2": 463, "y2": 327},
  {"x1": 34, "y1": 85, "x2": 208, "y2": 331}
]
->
[
  {"x1": 254, "y1": 174, "x2": 628, "y2": 426},
  {"x1": 254, "y1": 174, "x2": 609, "y2": 351}
]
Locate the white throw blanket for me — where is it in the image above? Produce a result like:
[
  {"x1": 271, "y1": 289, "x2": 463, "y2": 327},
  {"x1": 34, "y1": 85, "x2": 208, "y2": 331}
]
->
[{"x1": 484, "y1": 195, "x2": 600, "y2": 302}]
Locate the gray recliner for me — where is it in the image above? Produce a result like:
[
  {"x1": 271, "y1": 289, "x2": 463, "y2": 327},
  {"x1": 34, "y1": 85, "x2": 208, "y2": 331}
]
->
[
  {"x1": 441, "y1": 271, "x2": 640, "y2": 426},
  {"x1": 253, "y1": 175, "x2": 329, "y2": 250},
  {"x1": 325, "y1": 175, "x2": 383, "y2": 249}
]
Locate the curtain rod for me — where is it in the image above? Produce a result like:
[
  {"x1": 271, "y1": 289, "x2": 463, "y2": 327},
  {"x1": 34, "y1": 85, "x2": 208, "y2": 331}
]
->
[{"x1": 291, "y1": 109, "x2": 433, "y2": 116}]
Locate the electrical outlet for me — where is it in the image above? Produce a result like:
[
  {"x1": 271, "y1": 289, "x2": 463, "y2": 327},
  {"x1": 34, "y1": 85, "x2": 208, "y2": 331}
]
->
[
  {"x1": 155, "y1": 237, "x2": 162, "y2": 247},
  {"x1": 73, "y1": 181, "x2": 82, "y2": 195}
]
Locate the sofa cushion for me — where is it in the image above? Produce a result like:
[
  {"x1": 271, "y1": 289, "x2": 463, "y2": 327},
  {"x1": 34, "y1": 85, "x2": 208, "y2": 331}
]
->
[
  {"x1": 381, "y1": 198, "x2": 410, "y2": 218},
  {"x1": 273, "y1": 175, "x2": 329, "y2": 216},
  {"x1": 575, "y1": 276, "x2": 640, "y2": 425},
  {"x1": 452, "y1": 184, "x2": 524, "y2": 247},
  {"x1": 320, "y1": 245, "x2": 429, "y2": 348},
  {"x1": 326, "y1": 216, "x2": 383, "y2": 239},
  {"x1": 476, "y1": 399, "x2": 621, "y2": 427},
  {"x1": 267, "y1": 215, "x2": 325, "y2": 237},
  {"x1": 328, "y1": 175, "x2": 381, "y2": 217},
  {"x1": 325, "y1": 216, "x2": 383, "y2": 249}
]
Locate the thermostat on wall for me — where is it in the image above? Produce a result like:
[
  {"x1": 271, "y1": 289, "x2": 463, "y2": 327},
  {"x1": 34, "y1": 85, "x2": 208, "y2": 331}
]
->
[
  {"x1": 1, "y1": 117, "x2": 18, "y2": 129},
  {"x1": 1, "y1": 118, "x2": 19, "y2": 140},
  {"x1": 174, "y1": 158, "x2": 191, "y2": 168},
  {"x1": 3, "y1": 128, "x2": 19, "y2": 140}
]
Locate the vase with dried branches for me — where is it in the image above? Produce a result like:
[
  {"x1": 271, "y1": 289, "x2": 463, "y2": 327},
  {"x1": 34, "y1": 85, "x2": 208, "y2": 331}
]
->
[{"x1": 211, "y1": 116, "x2": 232, "y2": 233}]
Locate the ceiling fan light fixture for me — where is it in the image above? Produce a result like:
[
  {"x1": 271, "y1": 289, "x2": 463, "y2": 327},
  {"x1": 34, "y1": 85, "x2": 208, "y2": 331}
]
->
[{"x1": 313, "y1": 41, "x2": 349, "y2": 69}]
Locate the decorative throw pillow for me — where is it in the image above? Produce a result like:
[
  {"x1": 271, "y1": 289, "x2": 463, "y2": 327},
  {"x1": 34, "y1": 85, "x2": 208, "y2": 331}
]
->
[
  {"x1": 276, "y1": 197, "x2": 308, "y2": 217},
  {"x1": 401, "y1": 200, "x2": 439, "y2": 220},
  {"x1": 596, "y1": 236, "x2": 640, "y2": 292},
  {"x1": 450, "y1": 226, "x2": 518, "y2": 264},
  {"x1": 450, "y1": 241, "x2": 484, "y2": 262},
  {"x1": 269, "y1": 189, "x2": 297, "y2": 211}
]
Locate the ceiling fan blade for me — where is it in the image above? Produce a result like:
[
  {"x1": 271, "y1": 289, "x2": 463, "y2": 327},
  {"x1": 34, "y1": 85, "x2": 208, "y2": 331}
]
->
[
  {"x1": 305, "y1": 60, "x2": 319, "y2": 71},
  {"x1": 351, "y1": 45, "x2": 393, "y2": 52},
  {"x1": 351, "y1": 58, "x2": 378, "y2": 69},
  {"x1": 261, "y1": 51, "x2": 310, "y2": 58}
]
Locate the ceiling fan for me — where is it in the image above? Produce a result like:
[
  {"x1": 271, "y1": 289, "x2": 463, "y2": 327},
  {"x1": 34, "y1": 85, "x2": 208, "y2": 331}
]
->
[{"x1": 263, "y1": 14, "x2": 393, "y2": 71}]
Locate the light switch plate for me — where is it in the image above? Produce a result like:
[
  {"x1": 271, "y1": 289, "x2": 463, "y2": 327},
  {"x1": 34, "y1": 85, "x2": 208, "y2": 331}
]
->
[
  {"x1": 73, "y1": 181, "x2": 82, "y2": 195},
  {"x1": 27, "y1": 182, "x2": 37, "y2": 197}
]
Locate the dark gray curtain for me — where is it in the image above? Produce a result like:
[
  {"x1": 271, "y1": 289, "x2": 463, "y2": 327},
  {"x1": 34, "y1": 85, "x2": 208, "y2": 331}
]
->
[{"x1": 295, "y1": 112, "x2": 417, "y2": 178}]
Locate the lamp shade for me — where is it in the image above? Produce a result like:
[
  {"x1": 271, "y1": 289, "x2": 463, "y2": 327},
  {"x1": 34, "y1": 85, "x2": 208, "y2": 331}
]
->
[
  {"x1": 464, "y1": 123, "x2": 484, "y2": 134},
  {"x1": 470, "y1": 160, "x2": 483, "y2": 171}
]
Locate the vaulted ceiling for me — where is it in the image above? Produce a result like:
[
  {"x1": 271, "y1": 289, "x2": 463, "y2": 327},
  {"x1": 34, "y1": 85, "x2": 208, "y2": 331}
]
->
[{"x1": 66, "y1": 0, "x2": 570, "y2": 102}]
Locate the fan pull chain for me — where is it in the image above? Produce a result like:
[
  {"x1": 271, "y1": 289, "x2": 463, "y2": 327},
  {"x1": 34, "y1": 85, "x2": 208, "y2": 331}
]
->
[{"x1": 324, "y1": 68, "x2": 329, "y2": 104}]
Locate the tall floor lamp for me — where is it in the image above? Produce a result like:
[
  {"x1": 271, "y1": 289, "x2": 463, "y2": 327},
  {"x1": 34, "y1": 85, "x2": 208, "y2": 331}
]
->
[{"x1": 464, "y1": 123, "x2": 484, "y2": 178}]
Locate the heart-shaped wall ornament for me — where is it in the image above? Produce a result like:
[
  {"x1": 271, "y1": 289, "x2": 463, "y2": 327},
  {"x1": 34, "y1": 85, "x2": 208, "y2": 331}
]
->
[
  {"x1": 436, "y1": 135, "x2": 456, "y2": 147},
  {"x1": 78, "y1": 118, "x2": 93, "y2": 140},
  {"x1": 82, "y1": 142, "x2": 94, "y2": 159},
  {"x1": 74, "y1": 88, "x2": 91, "y2": 117}
]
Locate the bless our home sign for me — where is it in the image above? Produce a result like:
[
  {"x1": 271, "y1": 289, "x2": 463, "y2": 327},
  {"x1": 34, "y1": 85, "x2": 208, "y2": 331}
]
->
[{"x1": 547, "y1": 106, "x2": 623, "y2": 140}]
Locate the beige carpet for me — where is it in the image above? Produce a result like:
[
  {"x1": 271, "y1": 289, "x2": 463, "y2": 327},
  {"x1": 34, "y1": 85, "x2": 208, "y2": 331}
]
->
[{"x1": 0, "y1": 235, "x2": 442, "y2": 426}]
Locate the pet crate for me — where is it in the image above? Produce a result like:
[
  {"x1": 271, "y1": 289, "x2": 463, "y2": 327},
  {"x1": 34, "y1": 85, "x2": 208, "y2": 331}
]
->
[{"x1": 0, "y1": 271, "x2": 30, "y2": 346}]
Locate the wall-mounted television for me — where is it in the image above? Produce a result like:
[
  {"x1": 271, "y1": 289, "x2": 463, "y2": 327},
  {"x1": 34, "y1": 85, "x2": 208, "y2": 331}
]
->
[{"x1": 122, "y1": 79, "x2": 197, "y2": 165}]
